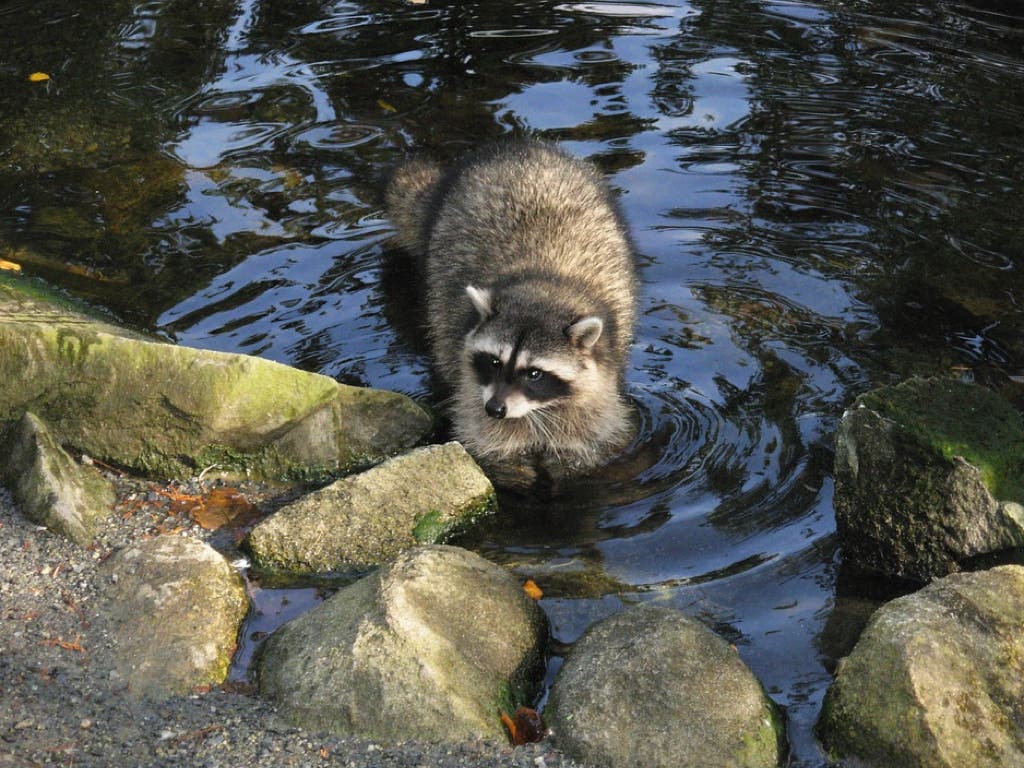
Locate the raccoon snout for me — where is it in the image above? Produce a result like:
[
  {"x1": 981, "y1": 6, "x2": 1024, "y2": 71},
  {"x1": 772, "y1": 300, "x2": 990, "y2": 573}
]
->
[{"x1": 485, "y1": 398, "x2": 507, "y2": 419}]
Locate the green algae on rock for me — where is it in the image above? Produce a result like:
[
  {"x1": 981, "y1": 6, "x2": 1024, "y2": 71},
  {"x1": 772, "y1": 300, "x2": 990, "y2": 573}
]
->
[
  {"x1": 246, "y1": 442, "x2": 497, "y2": 574},
  {"x1": 857, "y1": 378, "x2": 1024, "y2": 500},
  {"x1": 818, "y1": 566, "x2": 1024, "y2": 768},
  {"x1": 834, "y1": 378, "x2": 1024, "y2": 581},
  {"x1": 0, "y1": 275, "x2": 433, "y2": 481}
]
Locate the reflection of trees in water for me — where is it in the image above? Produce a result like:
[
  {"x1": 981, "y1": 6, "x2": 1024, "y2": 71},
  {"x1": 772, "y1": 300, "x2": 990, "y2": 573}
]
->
[{"x1": 0, "y1": 0, "x2": 651, "y2": 325}]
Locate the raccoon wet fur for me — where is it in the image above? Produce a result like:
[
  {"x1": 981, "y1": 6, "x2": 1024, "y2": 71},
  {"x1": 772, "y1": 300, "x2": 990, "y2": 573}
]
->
[{"x1": 385, "y1": 140, "x2": 638, "y2": 482}]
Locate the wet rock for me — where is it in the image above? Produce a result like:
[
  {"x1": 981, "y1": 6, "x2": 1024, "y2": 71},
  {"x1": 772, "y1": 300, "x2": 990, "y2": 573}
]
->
[
  {"x1": 0, "y1": 411, "x2": 115, "y2": 545},
  {"x1": 97, "y1": 535, "x2": 248, "y2": 699},
  {"x1": 0, "y1": 278, "x2": 432, "y2": 480},
  {"x1": 546, "y1": 604, "x2": 784, "y2": 768},
  {"x1": 818, "y1": 565, "x2": 1024, "y2": 767},
  {"x1": 834, "y1": 378, "x2": 1024, "y2": 581},
  {"x1": 257, "y1": 545, "x2": 547, "y2": 741},
  {"x1": 246, "y1": 442, "x2": 496, "y2": 573}
]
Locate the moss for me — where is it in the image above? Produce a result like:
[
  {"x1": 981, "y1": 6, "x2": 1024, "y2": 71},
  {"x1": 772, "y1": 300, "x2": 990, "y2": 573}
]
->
[
  {"x1": 0, "y1": 271, "x2": 123, "y2": 325},
  {"x1": 412, "y1": 492, "x2": 499, "y2": 544},
  {"x1": 412, "y1": 509, "x2": 447, "y2": 543},
  {"x1": 859, "y1": 378, "x2": 1024, "y2": 501},
  {"x1": 192, "y1": 444, "x2": 339, "y2": 483}
]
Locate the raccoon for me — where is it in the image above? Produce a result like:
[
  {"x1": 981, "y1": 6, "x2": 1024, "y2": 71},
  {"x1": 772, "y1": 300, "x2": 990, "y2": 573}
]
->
[{"x1": 385, "y1": 140, "x2": 638, "y2": 484}]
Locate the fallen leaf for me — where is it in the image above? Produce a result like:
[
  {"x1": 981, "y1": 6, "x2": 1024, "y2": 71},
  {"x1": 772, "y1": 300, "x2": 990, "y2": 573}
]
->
[
  {"x1": 28, "y1": 72, "x2": 50, "y2": 83},
  {"x1": 522, "y1": 579, "x2": 543, "y2": 601},
  {"x1": 501, "y1": 707, "x2": 544, "y2": 745},
  {"x1": 377, "y1": 98, "x2": 397, "y2": 113},
  {"x1": 191, "y1": 487, "x2": 255, "y2": 530},
  {"x1": 0, "y1": 259, "x2": 21, "y2": 272}
]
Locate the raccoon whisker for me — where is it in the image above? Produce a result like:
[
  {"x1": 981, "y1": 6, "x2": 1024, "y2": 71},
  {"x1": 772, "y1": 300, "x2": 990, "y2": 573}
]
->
[{"x1": 525, "y1": 409, "x2": 566, "y2": 463}]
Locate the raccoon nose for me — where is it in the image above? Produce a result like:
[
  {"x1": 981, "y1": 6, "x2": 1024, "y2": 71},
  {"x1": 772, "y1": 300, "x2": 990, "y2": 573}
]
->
[{"x1": 485, "y1": 399, "x2": 507, "y2": 419}]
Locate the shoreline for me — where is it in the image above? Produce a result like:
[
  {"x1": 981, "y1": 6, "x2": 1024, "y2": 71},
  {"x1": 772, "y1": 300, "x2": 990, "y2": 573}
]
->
[{"x1": 0, "y1": 482, "x2": 579, "y2": 768}]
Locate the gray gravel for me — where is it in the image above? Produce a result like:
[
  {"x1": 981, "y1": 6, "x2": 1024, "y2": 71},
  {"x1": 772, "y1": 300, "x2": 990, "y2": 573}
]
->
[{"x1": 0, "y1": 482, "x2": 582, "y2": 768}]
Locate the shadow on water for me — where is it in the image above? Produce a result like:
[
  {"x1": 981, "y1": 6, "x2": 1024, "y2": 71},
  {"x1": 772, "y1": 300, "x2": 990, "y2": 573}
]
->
[{"x1": 3, "y1": 0, "x2": 1024, "y2": 763}]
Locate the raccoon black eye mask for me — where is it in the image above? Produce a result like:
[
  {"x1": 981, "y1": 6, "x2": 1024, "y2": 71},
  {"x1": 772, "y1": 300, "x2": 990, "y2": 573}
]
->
[
  {"x1": 469, "y1": 349, "x2": 573, "y2": 419},
  {"x1": 385, "y1": 139, "x2": 639, "y2": 481}
]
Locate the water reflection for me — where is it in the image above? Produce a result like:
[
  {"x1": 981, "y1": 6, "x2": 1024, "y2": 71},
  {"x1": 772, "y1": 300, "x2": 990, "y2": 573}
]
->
[{"x1": 2, "y1": 0, "x2": 1024, "y2": 764}]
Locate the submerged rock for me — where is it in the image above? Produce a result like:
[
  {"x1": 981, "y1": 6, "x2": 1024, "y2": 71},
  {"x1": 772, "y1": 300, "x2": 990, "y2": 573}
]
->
[
  {"x1": 246, "y1": 442, "x2": 496, "y2": 573},
  {"x1": 0, "y1": 278, "x2": 432, "y2": 480},
  {"x1": 546, "y1": 604, "x2": 784, "y2": 768},
  {"x1": 97, "y1": 535, "x2": 248, "y2": 700},
  {"x1": 0, "y1": 411, "x2": 114, "y2": 545},
  {"x1": 257, "y1": 545, "x2": 547, "y2": 741},
  {"x1": 834, "y1": 378, "x2": 1024, "y2": 581},
  {"x1": 818, "y1": 565, "x2": 1024, "y2": 767}
]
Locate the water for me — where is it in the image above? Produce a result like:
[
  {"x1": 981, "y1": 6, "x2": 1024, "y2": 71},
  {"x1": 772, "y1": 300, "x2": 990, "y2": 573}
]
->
[{"x1": 3, "y1": 0, "x2": 1024, "y2": 763}]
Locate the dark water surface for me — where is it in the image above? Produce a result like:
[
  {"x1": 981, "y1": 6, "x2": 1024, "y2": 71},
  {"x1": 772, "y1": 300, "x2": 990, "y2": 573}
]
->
[{"x1": 3, "y1": 0, "x2": 1024, "y2": 763}]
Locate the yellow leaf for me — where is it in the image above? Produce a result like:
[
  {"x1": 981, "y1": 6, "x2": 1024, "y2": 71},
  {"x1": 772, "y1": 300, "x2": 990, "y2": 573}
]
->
[
  {"x1": 28, "y1": 72, "x2": 50, "y2": 83},
  {"x1": 377, "y1": 99, "x2": 397, "y2": 113},
  {"x1": 0, "y1": 259, "x2": 21, "y2": 272}
]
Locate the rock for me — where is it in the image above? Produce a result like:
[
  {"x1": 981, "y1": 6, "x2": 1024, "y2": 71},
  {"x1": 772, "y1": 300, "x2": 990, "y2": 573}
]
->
[
  {"x1": 818, "y1": 565, "x2": 1024, "y2": 768},
  {"x1": 246, "y1": 442, "x2": 496, "y2": 573},
  {"x1": 97, "y1": 535, "x2": 248, "y2": 699},
  {"x1": 0, "y1": 277, "x2": 433, "y2": 481},
  {"x1": 257, "y1": 545, "x2": 547, "y2": 741},
  {"x1": 0, "y1": 411, "x2": 115, "y2": 545},
  {"x1": 546, "y1": 604, "x2": 784, "y2": 768},
  {"x1": 834, "y1": 378, "x2": 1024, "y2": 581}
]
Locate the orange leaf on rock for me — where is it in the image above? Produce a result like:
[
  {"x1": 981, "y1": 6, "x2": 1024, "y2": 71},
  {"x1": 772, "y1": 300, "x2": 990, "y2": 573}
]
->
[{"x1": 523, "y1": 579, "x2": 543, "y2": 600}]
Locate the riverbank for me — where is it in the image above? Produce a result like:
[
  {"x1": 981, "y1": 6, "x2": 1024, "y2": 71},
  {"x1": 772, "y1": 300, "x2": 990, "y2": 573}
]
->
[{"x1": 0, "y1": 479, "x2": 581, "y2": 768}]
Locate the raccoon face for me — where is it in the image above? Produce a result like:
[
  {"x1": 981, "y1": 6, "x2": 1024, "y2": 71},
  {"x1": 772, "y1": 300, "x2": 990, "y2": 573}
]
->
[
  {"x1": 463, "y1": 284, "x2": 604, "y2": 421},
  {"x1": 468, "y1": 346, "x2": 572, "y2": 419}
]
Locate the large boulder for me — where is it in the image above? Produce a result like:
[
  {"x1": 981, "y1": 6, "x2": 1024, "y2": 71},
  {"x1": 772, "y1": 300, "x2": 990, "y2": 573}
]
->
[
  {"x1": 834, "y1": 378, "x2": 1024, "y2": 581},
  {"x1": 546, "y1": 604, "x2": 784, "y2": 768},
  {"x1": 818, "y1": 565, "x2": 1024, "y2": 767},
  {"x1": 246, "y1": 442, "x2": 496, "y2": 573},
  {"x1": 96, "y1": 535, "x2": 249, "y2": 699},
  {"x1": 1, "y1": 411, "x2": 115, "y2": 545},
  {"x1": 0, "y1": 277, "x2": 433, "y2": 481},
  {"x1": 257, "y1": 545, "x2": 547, "y2": 741}
]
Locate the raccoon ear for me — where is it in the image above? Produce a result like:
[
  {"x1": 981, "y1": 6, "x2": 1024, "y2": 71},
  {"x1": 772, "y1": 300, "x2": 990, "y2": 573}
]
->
[
  {"x1": 566, "y1": 316, "x2": 604, "y2": 350},
  {"x1": 465, "y1": 285, "x2": 493, "y2": 320}
]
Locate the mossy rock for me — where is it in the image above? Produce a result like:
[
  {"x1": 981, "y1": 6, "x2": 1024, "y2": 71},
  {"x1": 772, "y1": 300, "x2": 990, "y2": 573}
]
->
[
  {"x1": 257, "y1": 545, "x2": 547, "y2": 741},
  {"x1": 1, "y1": 411, "x2": 115, "y2": 545},
  {"x1": 0, "y1": 274, "x2": 432, "y2": 481},
  {"x1": 819, "y1": 566, "x2": 1024, "y2": 767},
  {"x1": 857, "y1": 377, "x2": 1024, "y2": 500},
  {"x1": 547, "y1": 604, "x2": 784, "y2": 768},
  {"x1": 246, "y1": 442, "x2": 497, "y2": 573},
  {"x1": 834, "y1": 378, "x2": 1024, "y2": 581}
]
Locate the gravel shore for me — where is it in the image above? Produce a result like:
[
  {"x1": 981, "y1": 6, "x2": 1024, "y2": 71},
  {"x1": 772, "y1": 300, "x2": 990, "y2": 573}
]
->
[{"x1": 0, "y1": 480, "x2": 580, "y2": 768}]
